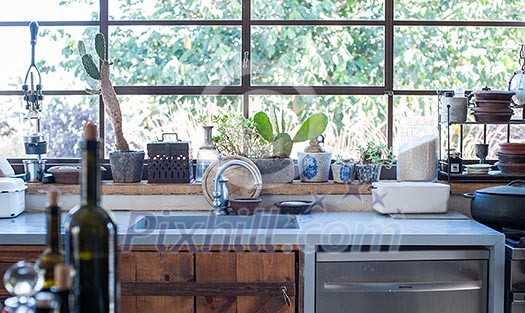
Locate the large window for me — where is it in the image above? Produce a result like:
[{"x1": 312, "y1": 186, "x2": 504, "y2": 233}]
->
[{"x1": 0, "y1": 0, "x2": 523, "y2": 160}]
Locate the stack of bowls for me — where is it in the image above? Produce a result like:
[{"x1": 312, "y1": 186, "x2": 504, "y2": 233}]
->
[
  {"x1": 496, "y1": 143, "x2": 525, "y2": 174},
  {"x1": 471, "y1": 90, "x2": 515, "y2": 122}
]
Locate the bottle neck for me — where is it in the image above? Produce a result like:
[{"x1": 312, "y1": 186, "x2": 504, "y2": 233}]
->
[
  {"x1": 81, "y1": 140, "x2": 100, "y2": 206},
  {"x1": 46, "y1": 205, "x2": 61, "y2": 253}
]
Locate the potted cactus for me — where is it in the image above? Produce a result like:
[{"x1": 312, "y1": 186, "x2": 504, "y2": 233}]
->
[
  {"x1": 78, "y1": 33, "x2": 144, "y2": 183},
  {"x1": 253, "y1": 111, "x2": 328, "y2": 183}
]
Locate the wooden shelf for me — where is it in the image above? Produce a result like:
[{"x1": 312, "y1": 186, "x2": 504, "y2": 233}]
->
[
  {"x1": 26, "y1": 180, "x2": 371, "y2": 196},
  {"x1": 26, "y1": 180, "x2": 501, "y2": 196}
]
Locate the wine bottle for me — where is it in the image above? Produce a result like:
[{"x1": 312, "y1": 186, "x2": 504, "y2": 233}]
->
[
  {"x1": 64, "y1": 123, "x2": 118, "y2": 313},
  {"x1": 52, "y1": 264, "x2": 75, "y2": 313},
  {"x1": 36, "y1": 190, "x2": 65, "y2": 291}
]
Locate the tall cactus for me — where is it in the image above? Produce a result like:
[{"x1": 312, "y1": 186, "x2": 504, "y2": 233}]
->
[{"x1": 78, "y1": 33, "x2": 130, "y2": 152}]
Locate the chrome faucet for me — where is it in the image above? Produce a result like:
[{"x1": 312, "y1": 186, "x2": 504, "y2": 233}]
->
[{"x1": 212, "y1": 159, "x2": 262, "y2": 215}]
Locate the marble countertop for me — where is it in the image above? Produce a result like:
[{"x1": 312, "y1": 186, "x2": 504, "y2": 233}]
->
[{"x1": 0, "y1": 211, "x2": 503, "y2": 248}]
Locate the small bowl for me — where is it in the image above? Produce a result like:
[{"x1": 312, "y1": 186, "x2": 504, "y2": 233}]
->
[
  {"x1": 274, "y1": 200, "x2": 314, "y2": 215},
  {"x1": 497, "y1": 153, "x2": 525, "y2": 163},
  {"x1": 229, "y1": 198, "x2": 262, "y2": 215},
  {"x1": 473, "y1": 112, "x2": 513, "y2": 123},
  {"x1": 471, "y1": 106, "x2": 513, "y2": 114},
  {"x1": 495, "y1": 162, "x2": 525, "y2": 174},
  {"x1": 471, "y1": 90, "x2": 515, "y2": 101},
  {"x1": 498, "y1": 143, "x2": 525, "y2": 154},
  {"x1": 474, "y1": 100, "x2": 512, "y2": 111}
]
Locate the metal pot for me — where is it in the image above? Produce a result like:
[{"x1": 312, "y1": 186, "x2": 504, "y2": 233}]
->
[{"x1": 464, "y1": 180, "x2": 525, "y2": 230}]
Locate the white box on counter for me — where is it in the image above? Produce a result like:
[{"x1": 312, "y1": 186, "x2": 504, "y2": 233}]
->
[
  {"x1": 371, "y1": 181, "x2": 450, "y2": 214},
  {"x1": 0, "y1": 177, "x2": 26, "y2": 218}
]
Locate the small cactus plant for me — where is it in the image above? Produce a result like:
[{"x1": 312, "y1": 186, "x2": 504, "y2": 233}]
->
[
  {"x1": 79, "y1": 33, "x2": 130, "y2": 152},
  {"x1": 253, "y1": 111, "x2": 328, "y2": 158}
]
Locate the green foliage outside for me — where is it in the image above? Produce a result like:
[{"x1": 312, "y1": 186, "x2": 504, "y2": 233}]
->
[{"x1": 0, "y1": 0, "x2": 523, "y2": 159}]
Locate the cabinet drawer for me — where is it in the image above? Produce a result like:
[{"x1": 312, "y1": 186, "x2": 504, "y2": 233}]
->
[{"x1": 316, "y1": 254, "x2": 488, "y2": 313}]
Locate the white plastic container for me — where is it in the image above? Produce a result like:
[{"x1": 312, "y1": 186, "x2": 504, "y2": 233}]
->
[
  {"x1": 371, "y1": 181, "x2": 450, "y2": 214},
  {"x1": 0, "y1": 178, "x2": 27, "y2": 218}
]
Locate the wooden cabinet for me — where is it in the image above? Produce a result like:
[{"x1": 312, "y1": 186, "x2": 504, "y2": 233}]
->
[
  {"x1": 0, "y1": 246, "x2": 302, "y2": 313},
  {"x1": 121, "y1": 247, "x2": 301, "y2": 313}
]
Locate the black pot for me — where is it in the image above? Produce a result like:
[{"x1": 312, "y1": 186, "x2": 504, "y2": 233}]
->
[{"x1": 464, "y1": 180, "x2": 525, "y2": 230}]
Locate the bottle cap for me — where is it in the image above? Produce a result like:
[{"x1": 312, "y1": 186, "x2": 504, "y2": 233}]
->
[
  {"x1": 35, "y1": 291, "x2": 57, "y2": 309},
  {"x1": 46, "y1": 190, "x2": 60, "y2": 207},
  {"x1": 453, "y1": 87, "x2": 465, "y2": 98},
  {"x1": 84, "y1": 123, "x2": 98, "y2": 141},
  {"x1": 54, "y1": 264, "x2": 75, "y2": 291}
]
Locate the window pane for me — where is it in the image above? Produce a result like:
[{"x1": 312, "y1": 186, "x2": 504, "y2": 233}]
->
[
  {"x1": 394, "y1": 26, "x2": 525, "y2": 90},
  {"x1": 252, "y1": 26, "x2": 384, "y2": 86},
  {"x1": 0, "y1": 95, "x2": 98, "y2": 158},
  {"x1": 253, "y1": 0, "x2": 384, "y2": 20},
  {"x1": 109, "y1": 0, "x2": 241, "y2": 20},
  {"x1": 0, "y1": 1, "x2": 97, "y2": 21},
  {"x1": 109, "y1": 26, "x2": 241, "y2": 86},
  {"x1": 0, "y1": 26, "x2": 97, "y2": 90},
  {"x1": 393, "y1": 96, "x2": 437, "y2": 154},
  {"x1": 105, "y1": 95, "x2": 242, "y2": 157},
  {"x1": 249, "y1": 95, "x2": 387, "y2": 159},
  {"x1": 395, "y1": 0, "x2": 525, "y2": 21}
]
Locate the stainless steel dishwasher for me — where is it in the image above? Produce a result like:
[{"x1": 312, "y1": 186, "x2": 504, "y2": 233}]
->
[{"x1": 316, "y1": 248, "x2": 488, "y2": 313}]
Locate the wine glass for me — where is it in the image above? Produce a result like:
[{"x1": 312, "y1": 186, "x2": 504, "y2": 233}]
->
[
  {"x1": 475, "y1": 143, "x2": 489, "y2": 164},
  {"x1": 3, "y1": 261, "x2": 43, "y2": 307}
]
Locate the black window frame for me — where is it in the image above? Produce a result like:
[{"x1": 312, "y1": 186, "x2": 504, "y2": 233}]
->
[{"x1": 2, "y1": 0, "x2": 524, "y2": 163}]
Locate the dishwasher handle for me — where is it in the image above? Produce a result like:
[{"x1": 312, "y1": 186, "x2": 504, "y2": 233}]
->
[{"x1": 323, "y1": 280, "x2": 482, "y2": 293}]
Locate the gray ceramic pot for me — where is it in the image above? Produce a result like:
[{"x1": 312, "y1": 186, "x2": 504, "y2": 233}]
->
[
  {"x1": 109, "y1": 151, "x2": 145, "y2": 183},
  {"x1": 251, "y1": 157, "x2": 295, "y2": 183}
]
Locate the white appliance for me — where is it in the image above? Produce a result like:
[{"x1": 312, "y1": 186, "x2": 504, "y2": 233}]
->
[
  {"x1": 370, "y1": 181, "x2": 450, "y2": 214},
  {"x1": 0, "y1": 177, "x2": 27, "y2": 218}
]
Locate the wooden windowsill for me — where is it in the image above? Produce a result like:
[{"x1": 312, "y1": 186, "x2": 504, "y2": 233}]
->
[{"x1": 25, "y1": 180, "x2": 503, "y2": 196}]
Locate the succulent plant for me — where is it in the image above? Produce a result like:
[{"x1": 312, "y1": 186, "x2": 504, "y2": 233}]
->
[
  {"x1": 78, "y1": 33, "x2": 130, "y2": 152},
  {"x1": 358, "y1": 142, "x2": 395, "y2": 168},
  {"x1": 253, "y1": 111, "x2": 328, "y2": 158}
]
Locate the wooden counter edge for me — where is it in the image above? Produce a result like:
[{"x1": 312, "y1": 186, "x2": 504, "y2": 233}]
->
[{"x1": 25, "y1": 181, "x2": 504, "y2": 196}]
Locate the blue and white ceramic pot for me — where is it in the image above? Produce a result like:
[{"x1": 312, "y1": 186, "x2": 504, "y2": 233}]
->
[
  {"x1": 297, "y1": 152, "x2": 332, "y2": 183},
  {"x1": 355, "y1": 164, "x2": 382, "y2": 183},
  {"x1": 331, "y1": 163, "x2": 355, "y2": 184}
]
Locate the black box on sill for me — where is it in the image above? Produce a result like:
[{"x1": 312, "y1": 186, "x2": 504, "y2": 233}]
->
[{"x1": 147, "y1": 133, "x2": 193, "y2": 183}]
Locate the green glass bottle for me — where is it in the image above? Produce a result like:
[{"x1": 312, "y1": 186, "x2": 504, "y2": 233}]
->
[
  {"x1": 64, "y1": 123, "x2": 118, "y2": 313},
  {"x1": 36, "y1": 190, "x2": 65, "y2": 291}
]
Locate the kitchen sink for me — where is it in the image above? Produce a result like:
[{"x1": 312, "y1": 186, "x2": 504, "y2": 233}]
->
[{"x1": 131, "y1": 214, "x2": 299, "y2": 230}]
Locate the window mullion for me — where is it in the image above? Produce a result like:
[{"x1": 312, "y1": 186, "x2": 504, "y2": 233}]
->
[
  {"x1": 242, "y1": 0, "x2": 251, "y2": 117},
  {"x1": 99, "y1": 0, "x2": 109, "y2": 158}
]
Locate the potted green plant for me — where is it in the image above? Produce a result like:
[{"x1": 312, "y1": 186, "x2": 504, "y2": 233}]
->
[
  {"x1": 210, "y1": 114, "x2": 271, "y2": 158},
  {"x1": 355, "y1": 142, "x2": 395, "y2": 183},
  {"x1": 253, "y1": 111, "x2": 328, "y2": 183},
  {"x1": 331, "y1": 154, "x2": 355, "y2": 184},
  {"x1": 210, "y1": 114, "x2": 294, "y2": 183},
  {"x1": 78, "y1": 33, "x2": 144, "y2": 183}
]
